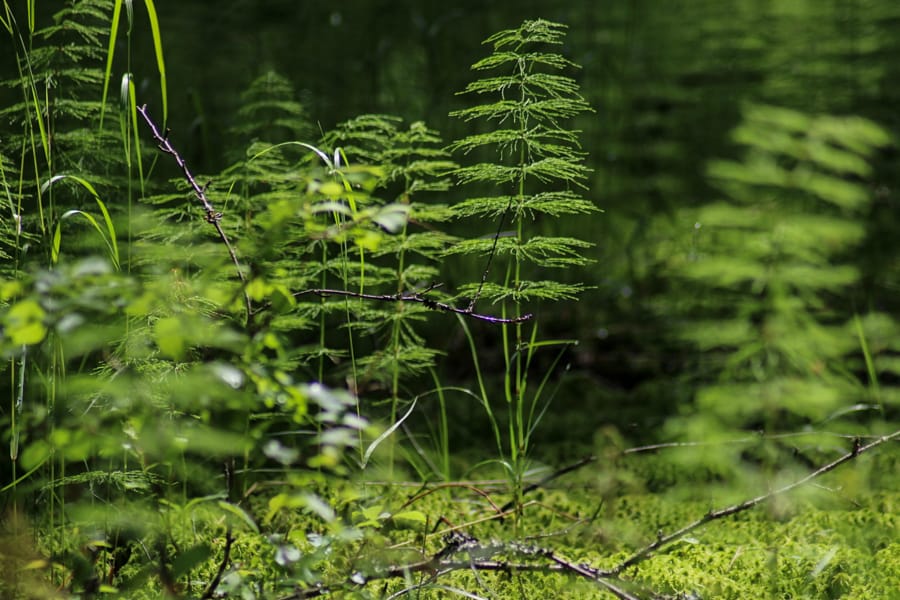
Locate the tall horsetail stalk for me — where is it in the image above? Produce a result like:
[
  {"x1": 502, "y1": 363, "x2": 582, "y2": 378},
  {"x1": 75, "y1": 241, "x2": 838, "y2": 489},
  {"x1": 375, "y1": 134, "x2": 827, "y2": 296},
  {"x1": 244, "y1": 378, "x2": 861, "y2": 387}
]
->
[{"x1": 448, "y1": 19, "x2": 597, "y2": 516}]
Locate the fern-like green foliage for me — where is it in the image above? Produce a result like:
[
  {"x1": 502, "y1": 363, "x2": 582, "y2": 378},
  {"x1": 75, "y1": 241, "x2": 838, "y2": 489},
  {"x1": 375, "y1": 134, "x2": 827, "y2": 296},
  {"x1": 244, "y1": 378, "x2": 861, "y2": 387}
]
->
[
  {"x1": 230, "y1": 70, "x2": 313, "y2": 155},
  {"x1": 446, "y1": 19, "x2": 597, "y2": 513},
  {"x1": 664, "y1": 104, "x2": 891, "y2": 476},
  {"x1": 0, "y1": 44, "x2": 386, "y2": 592},
  {"x1": 447, "y1": 19, "x2": 597, "y2": 305},
  {"x1": 0, "y1": 0, "x2": 126, "y2": 273},
  {"x1": 0, "y1": 149, "x2": 28, "y2": 268},
  {"x1": 0, "y1": 0, "x2": 129, "y2": 509},
  {"x1": 322, "y1": 115, "x2": 456, "y2": 389}
]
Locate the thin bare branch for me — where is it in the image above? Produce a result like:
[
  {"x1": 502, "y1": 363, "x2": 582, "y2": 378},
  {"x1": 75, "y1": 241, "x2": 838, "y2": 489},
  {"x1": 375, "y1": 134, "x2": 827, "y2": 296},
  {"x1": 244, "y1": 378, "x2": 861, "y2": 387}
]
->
[
  {"x1": 294, "y1": 285, "x2": 532, "y2": 324},
  {"x1": 200, "y1": 529, "x2": 234, "y2": 600},
  {"x1": 466, "y1": 198, "x2": 512, "y2": 313},
  {"x1": 505, "y1": 428, "x2": 895, "y2": 510},
  {"x1": 608, "y1": 429, "x2": 900, "y2": 576},
  {"x1": 137, "y1": 104, "x2": 252, "y2": 324}
]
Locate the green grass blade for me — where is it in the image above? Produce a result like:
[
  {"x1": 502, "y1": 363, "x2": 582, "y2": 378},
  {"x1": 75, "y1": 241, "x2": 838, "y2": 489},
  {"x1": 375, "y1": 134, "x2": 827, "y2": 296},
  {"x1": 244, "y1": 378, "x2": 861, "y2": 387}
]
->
[
  {"x1": 428, "y1": 368, "x2": 451, "y2": 480},
  {"x1": 99, "y1": 0, "x2": 124, "y2": 128},
  {"x1": 456, "y1": 314, "x2": 504, "y2": 459},
  {"x1": 1, "y1": 444, "x2": 49, "y2": 493},
  {"x1": 53, "y1": 210, "x2": 118, "y2": 269},
  {"x1": 361, "y1": 398, "x2": 418, "y2": 468},
  {"x1": 854, "y1": 314, "x2": 883, "y2": 416},
  {"x1": 28, "y1": 80, "x2": 50, "y2": 168},
  {"x1": 3, "y1": 8, "x2": 51, "y2": 176},
  {"x1": 250, "y1": 141, "x2": 333, "y2": 167},
  {"x1": 143, "y1": 0, "x2": 168, "y2": 124},
  {"x1": 0, "y1": 3, "x2": 12, "y2": 34},
  {"x1": 43, "y1": 175, "x2": 120, "y2": 269}
]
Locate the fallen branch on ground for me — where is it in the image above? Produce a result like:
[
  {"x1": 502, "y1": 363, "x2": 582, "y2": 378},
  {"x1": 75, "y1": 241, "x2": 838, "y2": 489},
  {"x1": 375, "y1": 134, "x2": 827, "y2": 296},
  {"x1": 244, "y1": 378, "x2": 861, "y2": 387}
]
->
[
  {"x1": 608, "y1": 429, "x2": 900, "y2": 575},
  {"x1": 275, "y1": 429, "x2": 898, "y2": 599}
]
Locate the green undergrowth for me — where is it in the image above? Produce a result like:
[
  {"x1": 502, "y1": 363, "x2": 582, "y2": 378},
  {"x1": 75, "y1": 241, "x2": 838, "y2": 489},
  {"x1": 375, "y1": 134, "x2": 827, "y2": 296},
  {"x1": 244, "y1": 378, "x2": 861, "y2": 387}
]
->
[
  {"x1": 1, "y1": 4, "x2": 898, "y2": 599},
  {"x1": 20, "y1": 460, "x2": 892, "y2": 599}
]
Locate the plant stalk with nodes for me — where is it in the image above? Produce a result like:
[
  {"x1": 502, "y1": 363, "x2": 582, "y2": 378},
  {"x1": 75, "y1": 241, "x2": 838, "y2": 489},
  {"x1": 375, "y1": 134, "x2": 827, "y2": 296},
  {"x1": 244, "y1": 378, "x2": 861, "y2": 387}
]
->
[{"x1": 446, "y1": 19, "x2": 598, "y2": 520}]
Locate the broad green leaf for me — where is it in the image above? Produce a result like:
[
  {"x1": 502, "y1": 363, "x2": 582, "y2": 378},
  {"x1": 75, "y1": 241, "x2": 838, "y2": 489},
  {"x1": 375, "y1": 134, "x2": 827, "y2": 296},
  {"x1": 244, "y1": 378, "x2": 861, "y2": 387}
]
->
[
  {"x1": 171, "y1": 544, "x2": 213, "y2": 580},
  {"x1": 372, "y1": 204, "x2": 409, "y2": 233},
  {"x1": 5, "y1": 299, "x2": 47, "y2": 345},
  {"x1": 391, "y1": 510, "x2": 428, "y2": 527},
  {"x1": 20, "y1": 439, "x2": 51, "y2": 471}
]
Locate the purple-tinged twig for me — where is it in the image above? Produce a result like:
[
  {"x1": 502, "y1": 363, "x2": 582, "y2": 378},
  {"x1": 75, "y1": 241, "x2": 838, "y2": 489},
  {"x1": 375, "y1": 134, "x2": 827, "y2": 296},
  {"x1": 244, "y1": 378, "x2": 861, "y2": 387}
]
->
[
  {"x1": 137, "y1": 105, "x2": 252, "y2": 323},
  {"x1": 294, "y1": 284, "x2": 532, "y2": 324}
]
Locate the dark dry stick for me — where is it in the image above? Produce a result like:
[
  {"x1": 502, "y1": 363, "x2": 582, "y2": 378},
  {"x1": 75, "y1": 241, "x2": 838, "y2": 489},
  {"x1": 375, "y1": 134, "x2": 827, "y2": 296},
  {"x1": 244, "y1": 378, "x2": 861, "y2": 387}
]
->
[
  {"x1": 467, "y1": 197, "x2": 513, "y2": 313},
  {"x1": 608, "y1": 429, "x2": 900, "y2": 576},
  {"x1": 201, "y1": 529, "x2": 234, "y2": 600},
  {"x1": 278, "y1": 546, "x2": 637, "y2": 600},
  {"x1": 278, "y1": 430, "x2": 897, "y2": 599},
  {"x1": 137, "y1": 104, "x2": 252, "y2": 322},
  {"x1": 545, "y1": 553, "x2": 640, "y2": 600},
  {"x1": 294, "y1": 286, "x2": 532, "y2": 324}
]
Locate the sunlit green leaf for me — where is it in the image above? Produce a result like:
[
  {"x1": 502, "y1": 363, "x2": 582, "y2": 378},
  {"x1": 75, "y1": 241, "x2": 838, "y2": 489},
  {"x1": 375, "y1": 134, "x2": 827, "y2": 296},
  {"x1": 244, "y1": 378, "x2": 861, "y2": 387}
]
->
[
  {"x1": 153, "y1": 316, "x2": 185, "y2": 360},
  {"x1": 5, "y1": 299, "x2": 47, "y2": 345}
]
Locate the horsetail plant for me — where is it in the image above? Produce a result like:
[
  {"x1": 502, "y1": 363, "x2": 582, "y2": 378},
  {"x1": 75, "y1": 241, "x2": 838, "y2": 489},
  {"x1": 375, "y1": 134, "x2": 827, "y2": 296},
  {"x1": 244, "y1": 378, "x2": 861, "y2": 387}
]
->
[
  {"x1": 320, "y1": 115, "x2": 457, "y2": 474},
  {"x1": 447, "y1": 19, "x2": 597, "y2": 516}
]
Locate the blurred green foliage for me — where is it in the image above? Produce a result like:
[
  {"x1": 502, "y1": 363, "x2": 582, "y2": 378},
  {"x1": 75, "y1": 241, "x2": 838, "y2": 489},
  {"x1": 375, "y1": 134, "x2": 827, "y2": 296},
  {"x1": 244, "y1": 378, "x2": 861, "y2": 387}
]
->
[
  {"x1": 659, "y1": 105, "x2": 894, "y2": 483},
  {"x1": 0, "y1": 2, "x2": 898, "y2": 599}
]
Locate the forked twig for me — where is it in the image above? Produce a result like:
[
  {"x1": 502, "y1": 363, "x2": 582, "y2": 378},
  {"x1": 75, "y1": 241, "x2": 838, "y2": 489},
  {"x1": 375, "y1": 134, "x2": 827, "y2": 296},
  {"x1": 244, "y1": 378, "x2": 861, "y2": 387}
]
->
[
  {"x1": 294, "y1": 284, "x2": 532, "y2": 324},
  {"x1": 137, "y1": 105, "x2": 252, "y2": 322}
]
